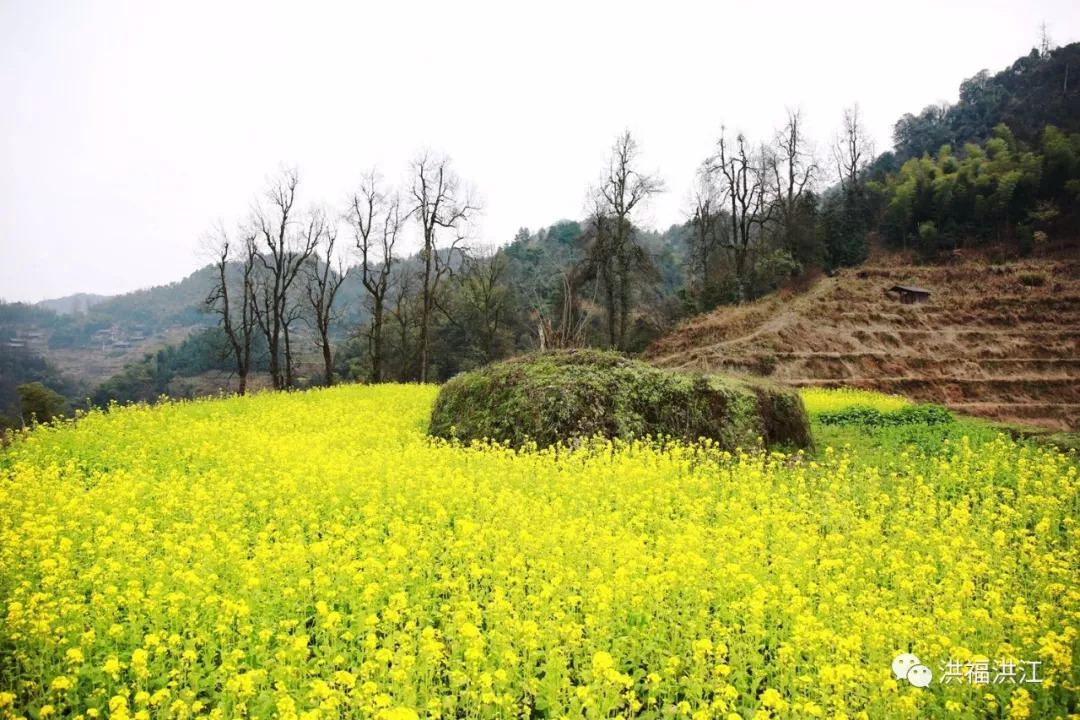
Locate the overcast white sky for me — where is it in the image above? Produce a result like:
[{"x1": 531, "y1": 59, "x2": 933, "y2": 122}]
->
[{"x1": 2, "y1": 0, "x2": 1077, "y2": 303}]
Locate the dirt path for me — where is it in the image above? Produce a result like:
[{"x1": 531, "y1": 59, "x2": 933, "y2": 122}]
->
[{"x1": 654, "y1": 275, "x2": 840, "y2": 369}]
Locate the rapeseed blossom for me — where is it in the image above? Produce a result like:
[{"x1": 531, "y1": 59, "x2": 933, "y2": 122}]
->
[
  {"x1": 0, "y1": 384, "x2": 1077, "y2": 718},
  {"x1": 800, "y1": 386, "x2": 910, "y2": 415}
]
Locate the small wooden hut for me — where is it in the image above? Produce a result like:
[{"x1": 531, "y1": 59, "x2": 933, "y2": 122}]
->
[{"x1": 886, "y1": 285, "x2": 931, "y2": 304}]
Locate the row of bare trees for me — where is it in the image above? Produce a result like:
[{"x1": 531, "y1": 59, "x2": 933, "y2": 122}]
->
[
  {"x1": 204, "y1": 152, "x2": 481, "y2": 393},
  {"x1": 686, "y1": 105, "x2": 874, "y2": 304},
  {"x1": 202, "y1": 112, "x2": 875, "y2": 392},
  {"x1": 534, "y1": 110, "x2": 871, "y2": 353},
  {"x1": 203, "y1": 169, "x2": 329, "y2": 393}
]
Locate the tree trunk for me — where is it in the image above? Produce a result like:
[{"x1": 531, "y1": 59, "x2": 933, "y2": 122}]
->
[
  {"x1": 268, "y1": 327, "x2": 281, "y2": 389},
  {"x1": 699, "y1": 247, "x2": 709, "y2": 299},
  {"x1": 617, "y1": 251, "x2": 631, "y2": 350},
  {"x1": 398, "y1": 317, "x2": 411, "y2": 382},
  {"x1": 283, "y1": 325, "x2": 294, "y2": 388},
  {"x1": 371, "y1": 296, "x2": 384, "y2": 383},
  {"x1": 418, "y1": 305, "x2": 429, "y2": 382},
  {"x1": 419, "y1": 246, "x2": 433, "y2": 383},
  {"x1": 604, "y1": 272, "x2": 617, "y2": 348},
  {"x1": 321, "y1": 329, "x2": 333, "y2": 386},
  {"x1": 735, "y1": 245, "x2": 748, "y2": 302}
]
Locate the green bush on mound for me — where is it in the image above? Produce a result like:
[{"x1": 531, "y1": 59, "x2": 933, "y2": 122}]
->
[{"x1": 428, "y1": 349, "x2": 812, "y2": 450}]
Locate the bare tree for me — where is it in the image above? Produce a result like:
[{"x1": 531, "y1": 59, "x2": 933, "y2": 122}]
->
[
  {"x1": 202, "y1": 221, "x2": 259, "y2": 395},
  {"x1": 709, "y1": 128, "x2": 776, "y2": 295},
  {"x1": 250, "y1": 167, "x2": 319, "y2": 389},
  {"x1": 282, "y1": 294, "x2": 305, "y2": 388},
  {"x1": 305, "y1": 209, "x2": 349, "y2": 386},
  {"x1": 1039, "y1": 20, "x2": 1054, "y2": 57},
  {"x1": 347, "y1": 171, "x2": 403, "y2": 383},
  {"x1": 388, "y1": 264, "x2": 421, "y2": 381},
  {"x1": 771, "y1": 108, "x2": 818, "y2": 255},
  {"x1": 687, "y1": 161, "x2": 726, "y2": 299},
  {"x1": 578, "y1": 196, "x2": 619, "y2": 347},
  {"x1": 251, "y1": 261, "x2": 276, "y2": 385},
  {"x1": 833, "y1": 104, "x2": 873, "y2": 192},
  {"x1": 409, "y1": 151, "x2": 480, "y2": 382},
  {"x1": 591, "y1": 130, "x2": 664, "y2": 349}
]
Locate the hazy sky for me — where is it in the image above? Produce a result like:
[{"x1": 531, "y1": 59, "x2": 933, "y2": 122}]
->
[{"x1": 2, "y1": 1, "x2": 1077, "y2": 303}]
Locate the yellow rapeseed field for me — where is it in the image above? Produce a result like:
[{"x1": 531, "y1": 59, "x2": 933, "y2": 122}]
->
[
  {"x1": 0, "y1": 385, "x2": 1078, "y2": 719},
  {"x1": 799, "y1": 388, "x2": 910, "y2": 416}
]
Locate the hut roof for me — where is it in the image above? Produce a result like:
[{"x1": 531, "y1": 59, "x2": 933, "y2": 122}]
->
[{"x1": 889, "y1": 284, "x2": 931, "y2": 294}]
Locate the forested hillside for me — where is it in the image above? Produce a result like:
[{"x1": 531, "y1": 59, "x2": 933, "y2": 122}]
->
[
  {"x1": 877, "y1": 124, "x2": 1079, "y2": 251},
  {"x1": 884, "y1": 42, "x2": 1080, "y2": 165}
]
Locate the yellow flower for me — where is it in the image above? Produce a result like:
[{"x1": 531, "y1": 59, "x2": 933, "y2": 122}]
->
[
  {"x1": 760, "y1": 688, "x2": 789, "y2": 712},
  {"x1": 0, "y1": 384, "x2": 1077, "y2": 719},
  {"x1": 1009, "y1": 688, "x2": 1032, "y2": 719},
  {"x1": 378, "y1": 709, "x2": 419, "y2": 720},
  {"x1": 102, "y1": 656, "x2": 123, "y2": 680},
  {"x1": 592, "y1": 651, "x2": 614, "y2": 673}
]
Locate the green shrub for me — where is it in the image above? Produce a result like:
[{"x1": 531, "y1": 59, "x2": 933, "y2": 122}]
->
[
  {"x1": 428, "y1": 349, "x2": 812, "y2": 450},
  {"x1": 918, "y1": 221, "x2": 938, "y2": 245},
  {"x1": 816, "y1": 403, "x2": 953, "y2": 428},
  {"x1": 16, "y1": 382, "x2": 68, "y2": 426},
  {"x1": 754, "y1": 354, "x2": 779, "y2": 376}
]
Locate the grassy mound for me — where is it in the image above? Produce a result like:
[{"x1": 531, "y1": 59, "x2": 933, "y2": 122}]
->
[{"x1": 428, "y1": 349, "x2": 811, "y2": 449}]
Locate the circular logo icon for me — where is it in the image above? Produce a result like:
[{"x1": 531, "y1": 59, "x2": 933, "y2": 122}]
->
[
  {"x1": 892, "y1": 653, "x2": 921, "y2": 680},
  {"x1": 907, "y1": 664, "x2": 933, "y2": 688}
]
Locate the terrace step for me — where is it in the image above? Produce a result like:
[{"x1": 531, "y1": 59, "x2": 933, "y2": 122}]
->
[{"x1": 650, "y1": 256, "x2": 1080, "y2": 430}]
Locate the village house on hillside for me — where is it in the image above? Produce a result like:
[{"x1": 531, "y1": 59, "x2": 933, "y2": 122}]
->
[{"x1": 5, "y1": 328, "x2": 48, "y2": 350}]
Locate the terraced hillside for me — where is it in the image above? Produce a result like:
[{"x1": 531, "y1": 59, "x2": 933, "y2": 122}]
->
[{"x1": 647, "y1": 256, "x2": 1080, "y2": 431}]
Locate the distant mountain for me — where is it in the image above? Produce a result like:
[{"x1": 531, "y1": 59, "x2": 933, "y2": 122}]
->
[
  {"x1": 37, "y1": 292, "x2": 110, "y2": 315},
  {"x1": 0, "y1": 266, "x2": 231, "y2": 412},
  {"x1": 86, "y1": 266, "x2": 218, "y2": 332},
  {"x1": 31, "y1": 267, "x2": 218, "y2": 333},
  {"x1": 0, "y1": 267, "x2": 221, "y2": 354}
]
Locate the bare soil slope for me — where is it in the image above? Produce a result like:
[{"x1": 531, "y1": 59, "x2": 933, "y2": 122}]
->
[{"x1": 647, "y1": 256, "x2": 1080, "y2": 431}]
